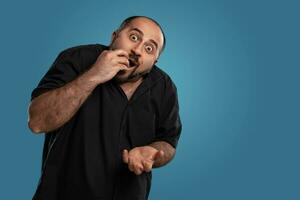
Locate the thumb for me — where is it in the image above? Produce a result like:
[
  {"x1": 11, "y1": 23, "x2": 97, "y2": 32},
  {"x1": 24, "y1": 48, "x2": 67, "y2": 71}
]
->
[
  {"x1": 153, "y1": 150, "x2": 164, "y2": 161},
  {"x1": 120, "y1": 65, "x2": 129, "y2": 71},
  {"x1": 122, "y1": 149, "x2": 129, "y2": 164}
]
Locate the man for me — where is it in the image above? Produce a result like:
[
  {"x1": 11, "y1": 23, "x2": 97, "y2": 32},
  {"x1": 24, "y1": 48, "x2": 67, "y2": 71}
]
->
[{"x1": 28, "y1": 16, "x2": 182, "y2": 200}]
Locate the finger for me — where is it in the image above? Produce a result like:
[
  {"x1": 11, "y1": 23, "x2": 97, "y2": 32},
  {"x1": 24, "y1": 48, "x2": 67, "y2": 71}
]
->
[
  {"x1": 112, "y1": 60, "x2": 131, "y2": 71},
  {"x1": 129, "y1": 157, "x2": 144, "y2": 172},
  {"x1": 113, "y1": 64, "x2": 130, "y2": 72},
  {"x1": 159, "y1": 150, "x2": 165, "y2": 157},
  {"x1": 111, "y1": 56, "x2": 130, "y2": 67},
  {"x1": 128, "y1": 157, "x2": 136, "y2": 172},
  {"x1": 142, "y1": 160, "x2": 153, "y2": 172},
  {"x1": 112, "y1": 49, "x2": 129, "y2": 59},
  {"x1": 117, "y1": 65, "x2": 131, "y2": 73},
  {"x1": 128, "y1": 162, "x2": 135, "y2": 172},
  {"x1": 153, "y1": 150, "x2": 165, "y2": 161},
  {"x1": 122, "y1": 149, "x2": 129, "y2": 164},
  {"x1": 131, "y1": 158, "x2": 144, "y2": 170},
  {"x1": 133, "y1": 164, "x2": 144, "y2": 175},
  {"x1": 134, "y1": 168, "x2": 142, "y2": 175},
  {"x1": 128, "y1": 161, "x2": 142, "y2": 173},
  {"x1": 116, "y1": 58, "x2": 130, "y2": 68}
]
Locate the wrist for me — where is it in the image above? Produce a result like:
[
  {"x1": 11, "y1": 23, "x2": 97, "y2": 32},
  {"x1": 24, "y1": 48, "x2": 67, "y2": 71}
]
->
[
  {"x1": 84, "y1": 67, "x2": 105, "y2": 85},
  {"x1": 147, "y1": 143, "x2": 159, "y2": 151}
]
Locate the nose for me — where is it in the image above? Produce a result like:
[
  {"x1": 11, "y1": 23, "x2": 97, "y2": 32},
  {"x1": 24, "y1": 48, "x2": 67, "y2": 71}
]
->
[{"x1": 131, "y1": 42, "x2": 143, "y2": 56}]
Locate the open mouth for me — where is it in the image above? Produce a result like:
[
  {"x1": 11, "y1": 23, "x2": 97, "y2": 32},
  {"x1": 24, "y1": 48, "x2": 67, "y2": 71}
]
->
[{"x1": 128, "y1": 54, "x2": 139, "y2": 68}]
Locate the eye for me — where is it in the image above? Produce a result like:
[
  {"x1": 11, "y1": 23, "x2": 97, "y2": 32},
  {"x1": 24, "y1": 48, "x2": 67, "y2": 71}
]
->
[
  {"x1": 130, "y1": 34, "x2": 139, "y2": 42},
  {"x1": 145, "y1": 45, "x2": 153, "y2": 53}
]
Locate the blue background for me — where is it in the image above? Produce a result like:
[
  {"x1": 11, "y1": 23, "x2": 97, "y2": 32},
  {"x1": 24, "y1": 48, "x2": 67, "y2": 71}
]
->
[{"x1": 0, "y1": 0, "x2": 299, "y2": 199}]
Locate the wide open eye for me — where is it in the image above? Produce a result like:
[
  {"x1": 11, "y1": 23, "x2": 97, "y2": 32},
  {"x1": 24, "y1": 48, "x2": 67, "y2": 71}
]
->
[
  {"x1": 145, "y1": 45, "x2": 153, "y2": 53},
  {"x1": 130, "y1": 34, "x2": 139, "y2": 42}
]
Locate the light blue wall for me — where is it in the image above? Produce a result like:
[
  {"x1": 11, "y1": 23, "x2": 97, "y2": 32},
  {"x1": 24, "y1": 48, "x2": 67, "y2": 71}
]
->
[{"x1": 0, "y1": 0, "x2": 299, "y2": 199}]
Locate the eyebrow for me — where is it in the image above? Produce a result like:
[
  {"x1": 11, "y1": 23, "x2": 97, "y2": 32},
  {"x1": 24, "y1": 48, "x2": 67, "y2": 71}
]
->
[{"x1": 129, "y1": 28, "x2": 159, "y2": 50}]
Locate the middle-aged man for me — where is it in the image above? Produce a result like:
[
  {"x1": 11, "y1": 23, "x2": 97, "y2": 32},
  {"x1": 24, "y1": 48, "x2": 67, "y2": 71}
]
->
[{"x1": 28, "y1": 16, "x2": 182, "y2": 200}]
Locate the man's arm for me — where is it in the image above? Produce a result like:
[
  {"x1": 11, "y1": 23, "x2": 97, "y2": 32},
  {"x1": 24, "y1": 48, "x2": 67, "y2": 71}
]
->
[
  {"x1": 28, "y1": 69, "x2": 99, "y2": 133},
  {"x1": 122, "y1": 140, "x2": 176, "y2": 175},
  {"x1": 149, "y1": 141, "x2": 176, "y2": 168},
  {"x1": 28, "y1": 49, "x2": 130, "y2": 133}
]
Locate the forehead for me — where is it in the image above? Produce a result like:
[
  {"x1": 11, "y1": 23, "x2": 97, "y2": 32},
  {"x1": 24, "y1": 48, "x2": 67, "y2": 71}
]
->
[{"x1": 124, "y1": 18, "x2": 164, "y2": 49}]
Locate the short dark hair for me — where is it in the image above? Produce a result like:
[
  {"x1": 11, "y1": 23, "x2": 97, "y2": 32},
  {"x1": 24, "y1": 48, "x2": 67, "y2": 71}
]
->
[{"x1": 116, "y1": 16, "x2": 166, "y2": 55}]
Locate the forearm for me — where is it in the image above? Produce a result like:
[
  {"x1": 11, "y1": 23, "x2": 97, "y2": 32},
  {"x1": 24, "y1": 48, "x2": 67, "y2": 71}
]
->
[
  {"x1": 149, "y1": 141, "x2": 176, "y2": 168},
  {"x1": 28, "y1": 68, "x2": 100, "y2": 133}
]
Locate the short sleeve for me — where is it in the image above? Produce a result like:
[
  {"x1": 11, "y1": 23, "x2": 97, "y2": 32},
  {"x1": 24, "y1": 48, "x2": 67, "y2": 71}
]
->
[
  {"x1": 154, "y1": 77, "x2": 182, "y2": 149},
  {"x1": 31, "y1": 48, "x2": 82, "y2": 101}
]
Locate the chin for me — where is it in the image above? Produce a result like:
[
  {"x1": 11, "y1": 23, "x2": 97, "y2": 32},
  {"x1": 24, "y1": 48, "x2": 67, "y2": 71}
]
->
[
  {"x1": 113, "y1": 76, "x2": 127, "y2": 83},
  {"x1": 113, "y1": 72, "x2": 132, "y2": 83},
  {"x1": 113, "y1": 72, "x2": 142, "y2": 84}
]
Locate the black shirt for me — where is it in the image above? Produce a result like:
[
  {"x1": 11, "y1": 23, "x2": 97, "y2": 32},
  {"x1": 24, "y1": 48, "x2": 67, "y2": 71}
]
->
[{"x1": 31, "y1": 44, "x2": 182, "y2": 200}]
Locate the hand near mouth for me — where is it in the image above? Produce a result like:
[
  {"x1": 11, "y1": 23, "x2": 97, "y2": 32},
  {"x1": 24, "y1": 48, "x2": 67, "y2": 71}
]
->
[{"x1": 88, "y1": 49, "x2": 132, "y2": 83}]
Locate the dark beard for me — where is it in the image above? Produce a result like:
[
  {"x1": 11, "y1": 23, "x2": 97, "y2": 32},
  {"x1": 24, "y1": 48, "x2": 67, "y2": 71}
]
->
[{"x1": 113, "y1": 69, "x2": 151, "y2": 84}]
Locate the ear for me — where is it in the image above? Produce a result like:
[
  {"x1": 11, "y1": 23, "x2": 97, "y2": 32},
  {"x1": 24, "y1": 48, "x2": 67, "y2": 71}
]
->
[{"x1": 111, "y1": 31, "x2": 117, "y2": 43}]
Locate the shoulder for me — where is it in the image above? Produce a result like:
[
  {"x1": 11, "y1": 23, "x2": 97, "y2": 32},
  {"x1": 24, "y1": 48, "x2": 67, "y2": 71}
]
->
[
  {"x1": 57, "y1": 43, "x2": 108, "y2": 58},
  {"x1": 52, "y1": 43, "x2": 108, "y2": 72},
  {"x1": 152, "y1": 65, "x2": 178, "y2": 93}
]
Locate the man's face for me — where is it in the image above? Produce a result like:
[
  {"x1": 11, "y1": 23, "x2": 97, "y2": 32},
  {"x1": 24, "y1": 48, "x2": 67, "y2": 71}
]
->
[{"x1": 109, "y1": 17, "x2": 164, "y2": 83}]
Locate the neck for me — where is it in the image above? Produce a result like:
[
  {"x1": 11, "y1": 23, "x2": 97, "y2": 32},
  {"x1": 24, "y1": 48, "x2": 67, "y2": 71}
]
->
[
  {"x1": 118, "y1": 76, "x2": 144, "y2": 101},
  {"x1": 118, "y1": 76, "x2": 143, "y2": 87}
]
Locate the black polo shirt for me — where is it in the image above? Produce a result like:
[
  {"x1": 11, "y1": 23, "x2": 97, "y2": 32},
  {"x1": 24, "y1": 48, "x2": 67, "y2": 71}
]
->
[{"x1": 31, "y1": 44, "x2": 182, "y2": 200}]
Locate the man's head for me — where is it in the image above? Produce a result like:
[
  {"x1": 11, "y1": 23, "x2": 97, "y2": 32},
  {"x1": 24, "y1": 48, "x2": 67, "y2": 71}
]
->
[{"x1": 109, "y1": 16, "x2": 166, "y2": 83}]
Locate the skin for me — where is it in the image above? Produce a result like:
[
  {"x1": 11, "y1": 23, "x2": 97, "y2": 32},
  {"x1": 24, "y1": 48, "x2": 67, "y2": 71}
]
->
[
  {"x1": 109, "y1": 18, "x2": 163, "y2": 84},
  {"x1": 28, "y1": 17, "x2": 176, "y2": 175}
]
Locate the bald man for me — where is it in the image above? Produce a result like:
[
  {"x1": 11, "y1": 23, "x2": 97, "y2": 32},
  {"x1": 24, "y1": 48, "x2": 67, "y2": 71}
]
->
[{"x1": 28, "y1": 16, "x2": 182, "y2": 200}]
